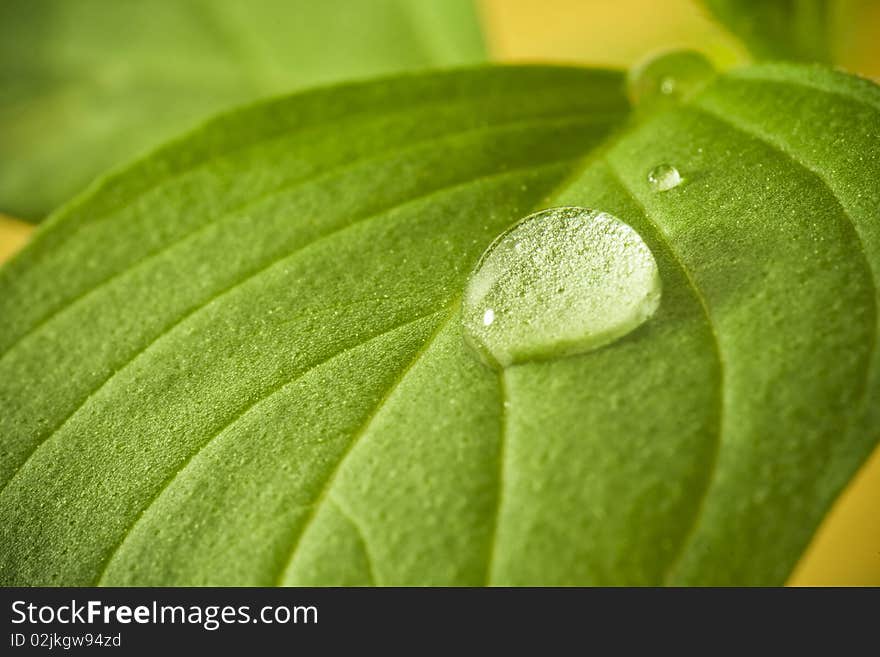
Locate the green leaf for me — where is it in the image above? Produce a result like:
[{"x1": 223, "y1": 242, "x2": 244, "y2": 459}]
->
[
  {"x1": 1, "y1": 61, "x2": 878, "y2": 586},
  {"x1": 0, "y1": 0, "x2": 485, "y2": 221},
  {"x1": 700, "y1": 0, "x2": 833, "y2": 63}
]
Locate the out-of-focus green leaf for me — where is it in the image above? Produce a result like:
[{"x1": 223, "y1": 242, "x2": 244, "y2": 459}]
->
[
  {"x1": 0, "y1": 0, "x2": 485, "y2": 220},
  {"x1": 700, "y1": 0, "x2": 832, "y2": 62}
]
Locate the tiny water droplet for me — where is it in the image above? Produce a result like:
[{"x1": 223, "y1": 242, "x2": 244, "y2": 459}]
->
[
  {"x1": 648, "y1": 163, "x2": 683, "y2": 191},
  {"x1": 461, "y1": 207, "x2": 661, "y2": 368},
  {"x1": 627, "y1": 50, "x2": 715, "y2": 105}
]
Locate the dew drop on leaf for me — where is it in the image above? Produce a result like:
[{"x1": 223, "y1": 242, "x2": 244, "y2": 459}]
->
[
  {"x1": 648, "y1": 163, "x2": 683, "y2": 191},
  {"x1": 627, "y1": 49, "x2": 715, "y2": 105},
  {"x1": 461, "y1": 207, "x2": 662, "y2": 368}
]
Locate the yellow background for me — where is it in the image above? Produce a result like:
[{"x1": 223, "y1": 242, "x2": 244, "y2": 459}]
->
[{"x1": 1, "y1": 0, "x2": 877, "y2": 585}]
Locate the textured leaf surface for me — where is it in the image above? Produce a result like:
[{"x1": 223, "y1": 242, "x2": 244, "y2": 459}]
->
[
  {"x1": 0, "y1": 0, "x2": 484, "y2": 220},
  {"x1": 1, "y1": 62, "x2": 878, "y2": 586},
  {"x1": 701, "y1": 0, "x2": 833, "y2": 62}
]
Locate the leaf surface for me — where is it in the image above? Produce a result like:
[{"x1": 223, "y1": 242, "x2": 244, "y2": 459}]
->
[
  {"x1": 0, "y1": 0, "x2": 484, "y2": 219},
  {"x1": 1, "y1": 62, "x2": 878, "y2": 586}
]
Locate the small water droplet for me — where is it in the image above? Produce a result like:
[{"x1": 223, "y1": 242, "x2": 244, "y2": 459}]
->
[
  {"x1": 648, "y1": 163, "x2": 683, "y2": 191},
  {"x1": 627, "y1": 50, "x2": 715, "y2": 105},
  {"x1": 461, "y1": 207, "x2": 662, "y2": 368}
]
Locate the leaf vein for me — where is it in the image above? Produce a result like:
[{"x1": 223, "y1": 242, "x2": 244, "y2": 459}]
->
[
  {"x1": 0, "y1": 158, "x2": 576, "y2": 497},
  {"x1": 273, "y1": 305, "x2": 457, "y2": 586},
  {"x1": 602, "y1": 161, "x2": 726, "y2": 585},
  {"x1": 94, "y1": 309, "x2": 442, "y2": 584},
  {"x1": 484, "y1": 369, "x2": 509, "y2": 586},
  {"x1": 726, "y1": 71, "x2": 880, "y2": 114},
  {"x1": 11, "y1": 77, "x2": 620, "y2": 272},
  {"x1": 2, "y1": 111, "x2": 603, "y2": 361},
  {"x1": 688, "y1": 100, "x2": 879, "y2": 471},
  {"x1": 329, "y1": 495, "x2": 380, "y2": 586}
]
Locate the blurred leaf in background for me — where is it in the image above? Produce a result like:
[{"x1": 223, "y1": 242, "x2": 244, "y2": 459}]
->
[
  {"x1": 699, "y1": 0, "x2": 880, "y2": 68},
  {"x1": 0, "y1": 0, "x2": 485, "y2": 220},
  {"x1": 701, "y1": 0, "x2": 835, "y2": 63}
]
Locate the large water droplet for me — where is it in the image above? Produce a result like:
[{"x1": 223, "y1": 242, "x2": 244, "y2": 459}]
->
[
  {"x1": 627, "y1": 50, "x2": 715, "y2": 105},
  {"x1": 648, "y1": 163, "x2": 683, "y2": 191},
  {"x1": 461, "y1": 207, "x2": 661, "y2": 368}
]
